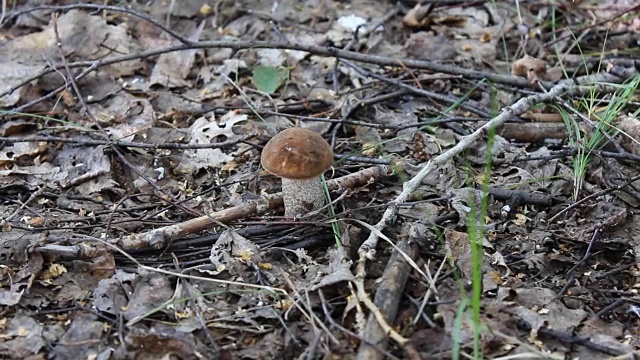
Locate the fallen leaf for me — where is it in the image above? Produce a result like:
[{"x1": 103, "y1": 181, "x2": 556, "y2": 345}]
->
[{"x1": 512, "y1": 55, "x2": 547, "y2": 84}]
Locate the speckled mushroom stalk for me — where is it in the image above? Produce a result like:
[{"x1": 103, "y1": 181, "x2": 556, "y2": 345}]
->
[
  {"x1": 261, "y1": 128, "x2": 334, "y2": 217},
  {"x1": 280, "y1": 176, "x2": 325, "y2": 216}
]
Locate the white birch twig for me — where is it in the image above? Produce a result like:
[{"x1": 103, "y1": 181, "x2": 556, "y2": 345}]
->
[{"x1": 355, "y1": 82, "x2": 588, "y2": 275}]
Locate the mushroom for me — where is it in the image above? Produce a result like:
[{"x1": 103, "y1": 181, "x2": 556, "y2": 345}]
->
[{"x1": 260, "y1": 128, "x2": 334, "y2": 217}]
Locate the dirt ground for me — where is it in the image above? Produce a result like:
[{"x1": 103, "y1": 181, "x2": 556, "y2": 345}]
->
[{"x1": 1, "y1": 0, "x2": 640, "y2": 359}]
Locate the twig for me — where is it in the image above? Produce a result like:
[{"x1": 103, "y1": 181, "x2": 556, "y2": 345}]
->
[
  {"x1": 36, "y1": 165, "x2": 390, "y2": 258},
  {"x1": 352, "y1": 278, "x2": 408, "y2": 346},
  {"x1": 5, "y1": 36, "x2": 629, "y2": 112},
  {"x1": 1, "y1": 4, "x2": 192, "y2": 44},
  {"x1": 341, "y1": 59, "x2": 490, "y2": 118},
  {"x1": 0, "y1": 134, "x2": 253, "y2": 150},
  {"x1": 51, "y1": 12, "x2": 202, "y2": 218},
  {"x1": 3, "y1": 185, "x2": 45, "y2": 222},
  {"x1": 564, "y1": 227, "x2": 601, "y2": 277},
  {"x1": 1, "y1": 37, "x2": 539, "y2": 107},
  {"x1": 317, "y1": 290, "x2": 401, "y2": 360},
  {"x1": 278, "y1": 269, "x2": 339, "y2": 346},
  {"x1": 334, "y1": 154, "x2": 391, "y2": 165},
  {"x1": 548, "y1": 172, "x2": 640, "y2": 223},
  {"x1": 514, "y1": 147, "x2": 640, "y2": 163},
  {"x1": 354, "y1": 82, "x2": 614, "y2": 276},
  {"x1": 357, "y1": 234, "x2": 418, "y2": 359},
  {"x1": 171, "y1": 255, "x2": 220, "y2": 354},
  {"x1": 413, "y1": 259, "x2": 446, "y2": 325},
  {"x1": 536, "y1": 327, "x2": 629, "y2": 356},
  {"x1": 74, "y1": 233, "x2": 288, "y2": 296},
  {"x1": 553, "y1": 94, "x2": 627, "y2": 155}
]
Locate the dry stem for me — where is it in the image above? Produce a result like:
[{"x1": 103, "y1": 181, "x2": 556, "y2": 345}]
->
[
  {"x1": 36, "y1": 165, "x2": 389, "y2": 258},
  {"x1": 355, "y1": 82, "x2": 620, "y2": 276}
]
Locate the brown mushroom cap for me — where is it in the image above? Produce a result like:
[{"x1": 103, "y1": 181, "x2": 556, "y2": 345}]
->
[{"x1": 261, "y1": 128, "x2": 334, "y2": 180}]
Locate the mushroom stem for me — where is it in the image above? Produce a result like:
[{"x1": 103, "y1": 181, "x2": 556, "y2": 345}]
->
[{"x1": 281, "y1": 177, "x2": 326, "y2": 216}]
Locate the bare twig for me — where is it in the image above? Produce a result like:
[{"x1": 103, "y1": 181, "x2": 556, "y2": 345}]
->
[
  {"x1": 1, "y1": 4, "x2": 192, "y2": 43},
  {"x1": 4, "y1": 36, "x2": 629, "y2": 113},
  {"x1": 548, "y1": 172, "x2": 640, "y2": 223},
  {"x1": 36, "y1": 165, "x2": 390, "y2": 258},
  {"x1": 352, "y1": 277, "x2": 408, "y2": 346},
  {"x1": 318, "y1": 290, "x2": 401, "y2": 360},
  {"x1": 3, "y1": 186, "x2": 45, "y2": 222},
  {"x1": 51, "y1": 12, "x2": 202, "y2": 218},
  {"x1": 355, "y1": 82, "x2": 616, "y2": 276},
  {"x1": 341, "y1": 59, "x2": 490, "y2": 118},
  {"x1": 357, "y1": 233, "x2": 418, "y2": 359},
  {"x1": 0, "y1": 134, "x2": 254, "y2": 150},
  {"x1": 0, "y1": 37, "x2": 534, "y2": 107}
]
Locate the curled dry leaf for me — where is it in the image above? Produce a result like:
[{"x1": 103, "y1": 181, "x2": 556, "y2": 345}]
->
[
  {"x1": 403, "y1": 3, "x2": 433, "y2": 29},
  {"x1": 0, "y1": 140, "x2": 47, "y2": 167},
  {"x1": 617, "y1": 116, "x2": 640, "y2": 155},
  {"x1": 511, "y1": 55, "x2": 547, "y2": 84}
]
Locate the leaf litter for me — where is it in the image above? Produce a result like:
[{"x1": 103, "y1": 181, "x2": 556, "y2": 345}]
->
[{"x1": 1, "y1": 1, "x2": 640, "y2": 359}]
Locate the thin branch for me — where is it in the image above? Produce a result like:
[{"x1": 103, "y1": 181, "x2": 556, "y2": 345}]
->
[
  {"x1": 0, "y1": 134, "x2": 254, "y2": 150},
  {"x1": 36, "y1": 165, "x2": 390, "y2": 258},
  {"x1": 4, "y1": 33, "x2": 629, "y2": 112},
  {"x1": 1, "y1": 4, "x2": 193, "y2": 44},
  {"x1": 355, "y1": 82, "x2": 618, "y2": 275},
  {"x1": 51, "y1": 12, "x2": 202, "y2": 219}
]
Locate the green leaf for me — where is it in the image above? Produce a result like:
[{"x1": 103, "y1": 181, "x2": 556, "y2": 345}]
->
[{"x1": 251, "y1": 65, "x2": 289, "y2": 94}]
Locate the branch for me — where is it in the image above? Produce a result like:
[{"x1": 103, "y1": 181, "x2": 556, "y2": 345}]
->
[
  {"x1": 36, "y1": 165, "x2": 390, "y2": 258},
  {"x1": 354, "y1": 82, "x2": 618, "y2": 275}
]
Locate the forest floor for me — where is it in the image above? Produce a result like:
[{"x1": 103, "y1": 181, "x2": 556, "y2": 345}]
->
[{"x1": 1, "y1": 1, "x2": 640, "y2": 359}]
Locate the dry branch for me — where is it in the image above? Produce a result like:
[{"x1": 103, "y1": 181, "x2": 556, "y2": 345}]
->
[
  {"x1": 355, "y1": 81, "x2": 622, "y2": 275},
  {"x1": 357, "y1": 233, "x2": 419, "y2": 359},
  {"x1": 37, "y1": 165, "x2": 390, "y2": 258}
]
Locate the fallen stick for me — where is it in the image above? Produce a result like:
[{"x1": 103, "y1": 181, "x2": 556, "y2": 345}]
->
[
  {"x1": 355, "y1": 82, "x2": 620, "y2": 275},
  {"x1": 38, "y1": 165, "x2": 390, "y2": 258},
  {"x1": 357, "y1": 233, "x2": 418, "y2": 358}
]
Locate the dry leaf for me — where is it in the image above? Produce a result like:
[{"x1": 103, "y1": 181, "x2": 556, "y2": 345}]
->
[
  {"x1": 403, "y1": 4, "x2": 433, "y2": 29},
  {"x1": 512, "y1": 55, "x2": 547, "y2": 84},
  {"x1": 618, "y1": 116, "x2": 640, "y2": 154}
]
